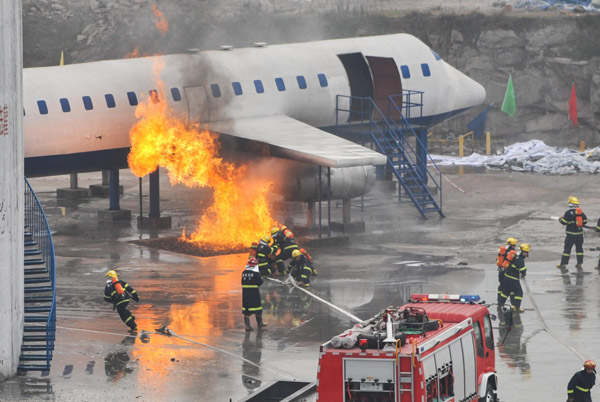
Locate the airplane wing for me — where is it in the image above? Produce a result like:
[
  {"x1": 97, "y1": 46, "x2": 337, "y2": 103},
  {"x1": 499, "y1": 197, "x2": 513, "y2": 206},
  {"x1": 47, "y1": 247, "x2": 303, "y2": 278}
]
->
[{"x1": 207, "y1": 115, "x2": 387, "y2": 168}]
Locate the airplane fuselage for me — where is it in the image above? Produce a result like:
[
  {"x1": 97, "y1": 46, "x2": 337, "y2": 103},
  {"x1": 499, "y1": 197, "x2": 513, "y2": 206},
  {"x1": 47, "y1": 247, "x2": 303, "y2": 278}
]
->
[{"x1": 23, "y1": 33, "x2": 485, "y2": 176}]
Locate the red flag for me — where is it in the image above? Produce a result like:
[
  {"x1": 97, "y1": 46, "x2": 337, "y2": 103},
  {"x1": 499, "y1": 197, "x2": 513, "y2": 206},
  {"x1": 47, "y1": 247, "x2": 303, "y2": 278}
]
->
[{"x1": 568, "y1": 83, "x2": 578, "y2": 127}]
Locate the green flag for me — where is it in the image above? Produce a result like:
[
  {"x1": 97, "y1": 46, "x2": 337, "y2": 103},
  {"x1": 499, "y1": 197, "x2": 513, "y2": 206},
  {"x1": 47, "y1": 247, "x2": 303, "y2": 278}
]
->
[{"x1": 501, "y1": 75, "x2": 516, "y2": 117}]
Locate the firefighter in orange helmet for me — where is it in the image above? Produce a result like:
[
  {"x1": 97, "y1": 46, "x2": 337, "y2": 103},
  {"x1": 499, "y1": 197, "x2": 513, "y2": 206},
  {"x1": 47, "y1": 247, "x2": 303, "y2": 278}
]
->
[
  {"x1": 274, "y1": 227, "x2": 299, "y2": 276},
  {"x1": 567, "y1": 360, "x2": 596, "y2": 402},
  {"x1": 104, "y1": 270, "x2": 140, "y2": 332},
  {"x1": 557, "y1": 196, "x2": 587, "y2": 269}
]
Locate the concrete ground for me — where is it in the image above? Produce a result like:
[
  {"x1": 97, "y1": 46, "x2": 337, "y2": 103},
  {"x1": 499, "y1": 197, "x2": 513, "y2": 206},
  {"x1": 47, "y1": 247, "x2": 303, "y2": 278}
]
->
[{"x1": 1, "y1": 166, "x2": 600, "y2": 401}]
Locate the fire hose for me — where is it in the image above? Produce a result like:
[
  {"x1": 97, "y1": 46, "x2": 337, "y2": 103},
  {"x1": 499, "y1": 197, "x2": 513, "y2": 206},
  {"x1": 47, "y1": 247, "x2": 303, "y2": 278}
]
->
[
  {"x1": 521, "y1": 277, "x2": 600, "y2": 383},
  {"x1": 266, "y1": 276, "x2": 363, "y2": 323},
  {"x1": 140, "y1": 326, "x2": 296, "y2": 380}
]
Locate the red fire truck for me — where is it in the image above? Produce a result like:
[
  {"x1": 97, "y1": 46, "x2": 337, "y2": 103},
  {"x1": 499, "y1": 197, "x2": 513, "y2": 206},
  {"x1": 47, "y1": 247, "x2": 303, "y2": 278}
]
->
[{"x1": 316, "y1": 294, "x2": 498, "y2": 402}]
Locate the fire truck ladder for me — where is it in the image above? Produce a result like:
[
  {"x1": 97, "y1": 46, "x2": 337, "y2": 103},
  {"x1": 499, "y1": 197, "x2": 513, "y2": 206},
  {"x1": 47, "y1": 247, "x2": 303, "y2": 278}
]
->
[
  {"x1": 335, "y1": 92, "x2": 443, "y2": 219},
  {"x1": 397, "y1": 341, "x2": 416, "y2": 402}
]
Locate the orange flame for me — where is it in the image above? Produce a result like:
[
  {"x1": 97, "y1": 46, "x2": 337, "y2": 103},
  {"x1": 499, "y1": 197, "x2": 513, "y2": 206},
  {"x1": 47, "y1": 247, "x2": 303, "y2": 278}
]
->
[
  {"x1": 125, "y1": 46, "x2": 141, "y2": 59},
  {"x1": 128, "y1": 60, "x2": 274, "y2": 251},
  {"x1": 151, "y1": 4, "x2": 168, "y2": 35}
]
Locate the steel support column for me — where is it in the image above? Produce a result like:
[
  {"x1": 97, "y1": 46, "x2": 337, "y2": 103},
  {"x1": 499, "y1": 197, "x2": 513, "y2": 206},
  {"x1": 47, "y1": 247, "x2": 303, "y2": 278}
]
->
[
  {"x1": 109, "y1": 169, "x2": 120, "y2": 211},
  {"x1": 149, "y1": 169, "x2": 160, "y2": 218}
]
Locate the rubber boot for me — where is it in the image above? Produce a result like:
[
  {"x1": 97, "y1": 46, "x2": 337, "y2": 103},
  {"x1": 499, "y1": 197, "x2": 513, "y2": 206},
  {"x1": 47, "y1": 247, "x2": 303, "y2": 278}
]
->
[
  {"x1": 256, "y1": 313, "x2": 267, "y2": 329},
  {"x1": 244, "y1": 316, "x2": 253, "y2": 332}
]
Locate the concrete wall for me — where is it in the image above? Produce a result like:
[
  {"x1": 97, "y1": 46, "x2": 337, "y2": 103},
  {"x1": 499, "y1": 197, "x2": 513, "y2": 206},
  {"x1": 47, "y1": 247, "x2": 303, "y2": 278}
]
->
[{"x1": 0, "y1": 0, "x2": 24, "y2": 381}]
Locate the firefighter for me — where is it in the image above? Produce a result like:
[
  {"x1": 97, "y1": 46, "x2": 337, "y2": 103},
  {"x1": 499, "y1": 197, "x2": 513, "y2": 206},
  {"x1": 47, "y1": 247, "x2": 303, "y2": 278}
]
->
[
  {"x1": 299, "y1": 248, "x2": 317, "y2": 275},
  {"x1": 496, "y1": 237, "x2": 518, "y2": 303},
  {"x1": 104, "y1": 270, "x2": 139, "y2": 332},
  {"x1": 498, "y1": 243, "x2": 529, "y2": 313},
  {"x1": 567, "y1": 360, "x2": 596, "y2": 402},
  {"x1": 289, "y1": 249, "x2": 314, "y2": 287},
  {"x1": 557, "y1": 196, "x2": 587, "y2": 269},
  {"x1": 256, "y1": 235, "x2": 278, "y2": 276},
  {"x1": 275, "y1": 229, "x2": 300, "y2": 276},
  {"x1": 242, "y1": 257, "x2": 267, "y2": 331}
]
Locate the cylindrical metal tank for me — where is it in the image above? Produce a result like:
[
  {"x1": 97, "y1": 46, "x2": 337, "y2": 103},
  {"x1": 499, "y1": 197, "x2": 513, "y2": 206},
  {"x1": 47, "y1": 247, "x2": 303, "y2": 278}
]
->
[
  {"x1": 0, "y1": 0, "x2": 24, "y2": 381},
  {"x1": 280, "y1": 163, "x2": 375, "y2": 202}
]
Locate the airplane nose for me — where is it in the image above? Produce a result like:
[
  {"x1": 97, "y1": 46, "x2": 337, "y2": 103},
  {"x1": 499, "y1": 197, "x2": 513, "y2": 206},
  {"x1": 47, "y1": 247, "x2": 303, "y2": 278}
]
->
[{"x1": 441, "y1": 60, "x2": 486, "y2": 111}]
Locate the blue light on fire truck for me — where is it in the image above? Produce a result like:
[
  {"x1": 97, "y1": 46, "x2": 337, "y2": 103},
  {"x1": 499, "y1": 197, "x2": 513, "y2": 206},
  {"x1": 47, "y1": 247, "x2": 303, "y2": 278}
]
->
[{"x1": 410, "y1": 294, "x2": 480, "y2": 302}]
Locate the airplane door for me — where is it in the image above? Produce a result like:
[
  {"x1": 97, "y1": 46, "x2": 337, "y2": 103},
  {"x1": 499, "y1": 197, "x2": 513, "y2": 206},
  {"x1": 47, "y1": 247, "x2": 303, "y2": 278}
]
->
[
  {"x1": 365, "y1": 56, "x2": 403, "y2": 120},
  {"x1": 337, "y1": 53, "x2": 374, "y2": 122},
  {"x1": 184, "y1": 85, "x2": 209, "y2": 123}
]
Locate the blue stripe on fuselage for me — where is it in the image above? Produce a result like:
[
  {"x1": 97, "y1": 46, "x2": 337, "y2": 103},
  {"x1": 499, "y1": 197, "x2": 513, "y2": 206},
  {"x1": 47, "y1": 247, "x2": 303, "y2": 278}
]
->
[{"x1": 25, "y1": 148, "x2": 130, "y2": 177}]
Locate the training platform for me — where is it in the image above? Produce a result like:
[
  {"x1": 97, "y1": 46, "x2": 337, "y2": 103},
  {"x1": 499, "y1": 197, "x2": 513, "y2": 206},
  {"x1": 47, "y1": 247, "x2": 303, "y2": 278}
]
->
[
  {"x1": 137, "y1": 216, "x2": 172, "y2": 229},
  {"x1": 97, "y1": 209, "x2": 132, "y2": 222},
  {"x1": 89, "y1": 184, "x2": 124, "y2": 197},
  {"x1": 56, "y1": 187, "x2": 90, "y2": 200}
]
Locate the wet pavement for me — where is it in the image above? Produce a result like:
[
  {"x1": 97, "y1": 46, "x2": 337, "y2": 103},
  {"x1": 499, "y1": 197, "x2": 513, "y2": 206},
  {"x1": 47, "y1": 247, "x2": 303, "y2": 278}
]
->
[{"x1": 3, "y1": 168, "x2": 600, "y2": 401}]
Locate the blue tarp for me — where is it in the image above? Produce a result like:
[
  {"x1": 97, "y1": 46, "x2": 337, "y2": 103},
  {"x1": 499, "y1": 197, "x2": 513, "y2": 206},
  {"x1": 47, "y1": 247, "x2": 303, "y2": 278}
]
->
[{"x1": 514, "y1": 0, "x2": 596, "y2": 10}]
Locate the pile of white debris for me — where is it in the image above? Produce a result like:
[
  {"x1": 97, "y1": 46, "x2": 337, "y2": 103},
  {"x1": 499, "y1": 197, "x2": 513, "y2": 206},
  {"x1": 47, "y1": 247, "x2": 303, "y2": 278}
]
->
[{"x1": 430, "y1": 139, "x2": 600, "y2": 174}]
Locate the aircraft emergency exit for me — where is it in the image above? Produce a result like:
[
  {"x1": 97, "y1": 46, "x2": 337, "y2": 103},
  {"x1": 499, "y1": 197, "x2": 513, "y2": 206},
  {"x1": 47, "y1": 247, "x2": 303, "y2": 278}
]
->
[{"x1": 23, "y1": 33, "x2": 485, "y2": 177}]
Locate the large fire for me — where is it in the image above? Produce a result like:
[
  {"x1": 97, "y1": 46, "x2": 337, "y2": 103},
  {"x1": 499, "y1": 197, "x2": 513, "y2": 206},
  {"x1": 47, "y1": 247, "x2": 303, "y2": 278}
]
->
[{"x1": 128, "y1": 62, "x2": 274, "y2": 251}]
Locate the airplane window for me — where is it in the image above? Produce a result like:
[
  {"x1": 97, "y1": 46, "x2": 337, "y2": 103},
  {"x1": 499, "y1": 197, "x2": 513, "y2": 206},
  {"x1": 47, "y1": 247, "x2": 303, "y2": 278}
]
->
[
  {"x1": 254, "y1": 80, "x2": 264, "y2": 94},
  {"x1": 211, "y1": 84, "x2": 221, "y2": 98},
  {"x1": 105, "y1": 94, "x2": 116, "y2": 108},
  {"x1": 296, "y1": 75, "x2": 307, "y2": 90},
  {"x1": 23, "y1": 108, "x2": 26, "y2": 116},
  {"x1": 275, "y1": 78, "x2": 285, "y2": 92},
  {"x1": 149, "y1": 90, "x2": 159, "y2": 104},
  {"x1": 127, "y1": 92, "x2": 138, "y2": 106},
  {"x1": 171, "y1": 87, "x2": 182, "y2": 102},
  {"x1": 421, "y1": 63, "x2": 431, "y2": 77},
  {"x1": 401, "y1": 65, "x2": 411, "y2": 79},
  {"x1": 82, "y1": 96, "x2": 93, "y2": 110},
  {"x1": 232, "y1": 82, "x2": 243, "y2": 96},
  {"x1": 318, "y1": 74, "x2": 328, "y2": 87},
  {"x1": 431, "y1": 49, "x2": 442, "y2": 61},
  {"x1": 60, "y1": 98, "x2": 71, "y2": 113},
  {"x1": 37, "y1": 100, "x2": 48, "y2": 115}
]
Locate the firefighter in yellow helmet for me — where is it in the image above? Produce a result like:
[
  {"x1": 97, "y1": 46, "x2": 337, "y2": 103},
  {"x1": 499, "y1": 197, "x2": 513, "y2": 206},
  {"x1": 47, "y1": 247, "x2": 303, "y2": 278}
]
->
[
  {"x1": 567, "y1": 360, "x2": 596, "y2": 402},
  {"x1": 256, "y1": 235, "x2": 278, "y2": 276},
  {"x1": 272, "y1": 225, "x2": 299, "y2": 276},
  {"x1": 558, "y1": 196, "x2": 587, "y2": 270},
  {"x1": 104, "y1": 270, "x2": 140, "y2": 332},
  {"x1": 498, "y1": 243, "x2": 529, "y2": 313},
  {"x1": 496, "y1": 237, "x2": 518, "y2": 304},
  {"x1": 289, "y1": 249, "x2": 314, "y2": 287}
]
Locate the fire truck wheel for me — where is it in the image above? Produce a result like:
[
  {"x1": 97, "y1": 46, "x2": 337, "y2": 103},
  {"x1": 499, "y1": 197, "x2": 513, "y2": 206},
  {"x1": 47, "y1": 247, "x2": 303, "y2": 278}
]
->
[{"x1": 480, "y1": 381, "x2": 495, "y2": 402}]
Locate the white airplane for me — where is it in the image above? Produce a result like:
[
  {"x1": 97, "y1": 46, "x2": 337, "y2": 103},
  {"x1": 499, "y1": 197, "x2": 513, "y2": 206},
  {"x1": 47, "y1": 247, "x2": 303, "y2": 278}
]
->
[{"x1": 23, "y1": 33, "x2": 485, "y2": 184}]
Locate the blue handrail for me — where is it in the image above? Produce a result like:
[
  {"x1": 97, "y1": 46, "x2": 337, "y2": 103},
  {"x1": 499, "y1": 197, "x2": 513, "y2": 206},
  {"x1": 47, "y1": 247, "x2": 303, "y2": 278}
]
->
[
  {"x1": 387, "y1": 94, "x2": 443, "y2": 206},
  {"x1": 335, "y1": 92, "x2": 443, "y2": 217},
  {"x1": 24, "y1": 178, "x2": 56, "y2": 370}
]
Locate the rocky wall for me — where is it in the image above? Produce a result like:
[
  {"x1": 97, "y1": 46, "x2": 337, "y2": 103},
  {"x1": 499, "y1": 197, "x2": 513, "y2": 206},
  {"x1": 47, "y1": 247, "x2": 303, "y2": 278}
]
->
[
  {"x1": 22, "y1": 1, "x2": 600, "y2": 148},
  {"x1": 426, "y1": 13, "x2": 600, "y2": 149}
]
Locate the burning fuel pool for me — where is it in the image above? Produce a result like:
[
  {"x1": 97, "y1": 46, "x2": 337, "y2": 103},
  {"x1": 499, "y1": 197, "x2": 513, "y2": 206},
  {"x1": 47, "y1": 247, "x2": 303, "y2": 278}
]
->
[{"x1": 130, "y1": 236, "x2": 247, "y2": 257}]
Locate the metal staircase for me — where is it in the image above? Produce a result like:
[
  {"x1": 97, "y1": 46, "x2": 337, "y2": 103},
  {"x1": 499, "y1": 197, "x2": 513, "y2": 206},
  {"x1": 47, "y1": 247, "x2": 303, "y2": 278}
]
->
[
  {"x1": 19, "y1": 178, "x2": 57, "y2": 371},
  {"x1": 335, "y1": 91, "x2": 444, "y2": 219}
]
